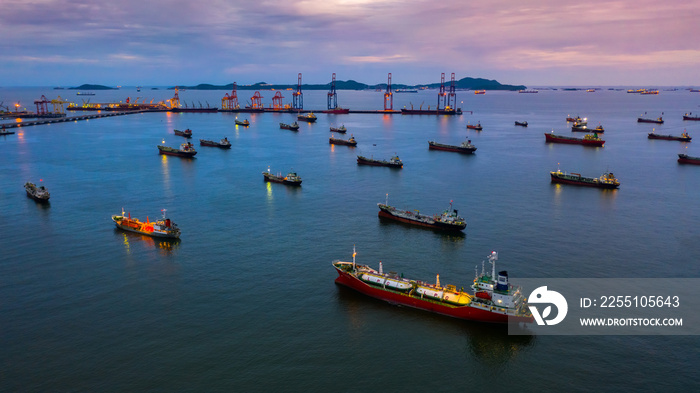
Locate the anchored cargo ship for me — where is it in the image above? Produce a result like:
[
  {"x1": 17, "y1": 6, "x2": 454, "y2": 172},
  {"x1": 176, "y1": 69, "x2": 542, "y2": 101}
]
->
[
  {"x1": 428, "y1": 138, "x2": 477, "y2": 154},
  {"x1": 357, "y1": 155, "x2": 403, "y2": 168},
  {"x1": 638, "y1": 116, "x2": 664, "y2": 124},
  {"x1": 647, "y1": 132, "x2": 691, "y2": 142},
  {"x1": 157, "y1": 142, "x2": 197, "y2": 157},
  {"x1": 378, "y1": 197, "x2": 466, "y2": 231},
  {"x1": 24, "y1": 181, "x2": 50, "y2": 202},
  {"x1": 550, "y1": 169, "x2": 620, "y2": 189},
  {"x1": 297, "y1": 112, "x2": 317, "y2": 122},
  {"x1": 678, "y1": 154, "x2": 700, "y2": 165},
  {"x1": 329, "y1": 134, "x2": 357, "y2": 146},
  {"x1": 174, "y1": 128, "x2": 193, "y2": 138},
  {"x1": 544, "y1": 132, "x2": 604, "y2": 147},
  {"x1": 112, "y1": 208, "x2": 181, "y2": 239},
  {"x1": 199, "y1": 137, "x2": 231, "y2": 148},
  {"x1": 332, "y1": 248, "x2": 533, "y2": 324},
  {"x1": 280, "y1": 122, "x2": 300, "y2": 131},
  {"x1": 263, "y1": 168, "x2": 302, "y2": 186}
]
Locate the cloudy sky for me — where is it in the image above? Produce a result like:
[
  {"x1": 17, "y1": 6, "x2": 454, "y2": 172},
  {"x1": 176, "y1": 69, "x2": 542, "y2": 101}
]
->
[{"x1": 2, "y1": 0, "x2": 699, "y2": 87}]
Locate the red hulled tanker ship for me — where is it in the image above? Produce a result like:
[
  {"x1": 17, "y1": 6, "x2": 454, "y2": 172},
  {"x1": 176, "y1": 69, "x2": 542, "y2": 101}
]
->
[{"x1": 332, "y1": 248, "x2": 533, "y2": 324}]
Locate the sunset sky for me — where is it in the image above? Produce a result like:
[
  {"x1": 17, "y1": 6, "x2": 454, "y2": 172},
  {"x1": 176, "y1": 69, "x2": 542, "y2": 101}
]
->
[{"x1": 2, "y1": 0, "x2": 699, "y2": 87}]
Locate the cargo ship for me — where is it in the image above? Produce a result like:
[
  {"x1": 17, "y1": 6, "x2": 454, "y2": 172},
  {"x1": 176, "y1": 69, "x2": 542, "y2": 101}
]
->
[
  {"x1": 357, "y1": 155, "x2": 403, "y2": 168},
  {"x1": 378, "y1": 198, "x2": 466, "y2": 231},
  {"x1": 235, "y1": 119, "x2": 250, "y2": 126},
  {"x1": 544, "y1": 132, "x2": 605, "y2": 147},
  {"x1": 263, "y1": 168, "x2": 302, "y2": 186},
  {"x1": 332, "y1": 248, "x2": 534, "y2": 324},
  {"x1": 112, "y1": 208, "x2": 180, "y2": 239},
  {"x1": 24, "y1": 181, "x2": 50, "y2": 202},
  {"x1": 648, "y1": 131, "x2": 691, "y2": 142},
  {"x1": 199, "y1": 137, "x2": 231, "y2": 148},
  {"x1": 515, "y1": 121, "x2": 528, "y2": 127},
  {"x1": 297, "y1": 112, "x2": 317, "y2": 122},
  {"x1": 329, "y1": 134, "x2": 357, "y2": 146},
  {"x1": 280, "y1": 122, "x2": 300, "y2": 131},
  {"x1": 572, "y1": 124, "x2": 604, "y2": 133},
  {"x1": 550, "y1": 169, "x2": 620, "y2": 189},
  {"x1": 174, "y1": 128, "x2": 192, "y2": 138},
  {"x1": 683, "y1": 113, "x2": 700, "y2": 121},
  {"x1": 466, "y1": 122, "x2": 483, "y2": 131},
  {"x1": 330, "y1": 125, "x2": 347, "y2": 133},
  {"x1": 157, "y1": 142, "x2": 197, "y2": 157},
  {"x1": 428, "y1": 138, "x2": 477, "y2": 154},
  {"x1": 638, "y1": 116, "x2": 664, "y2": 124},
  {"x1": 678, "y1": 153, "x2": 700, "y2": 165}
]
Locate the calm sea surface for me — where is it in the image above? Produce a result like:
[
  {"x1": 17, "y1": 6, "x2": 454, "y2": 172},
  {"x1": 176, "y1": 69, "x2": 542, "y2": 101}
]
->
[{"x1": 2, "y1": 87, "x2": 700, "y2": 391}]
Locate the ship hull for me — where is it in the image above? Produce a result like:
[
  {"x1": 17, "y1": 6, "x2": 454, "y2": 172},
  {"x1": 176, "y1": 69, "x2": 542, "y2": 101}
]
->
[
  {"x1": 329, "y1": 138, "x2": 356, "y2": 146},
  {"x1": 357, "y1": 157, "x2": 402, "y2": 168},
  {"x1": 428, "y1": 141, "x2": 476, "y2": 154},
  {"x1": 678, "y1": 154, "x2": 700, "y2": 165},
  {"x1": 544, "y1": 133, "x2": 604, "y2": 147},
  {"x1": 25, "y1": 191, "x2": 49, "y2": 202},
  {"x1": 550, "y1": 173, "x2": 619, "y2": 189},
  {"x1": 378, "y1": 209, "x2": 465, "y2": 231},
  {"x1": 683, "y1": 115, "x2": 700, "y2": 121},
  {"x1": 648, "y1": 133, "x2": 691, "y2": 142},
  {"x1": 333, "y1": 267, "x2": 530, "y2": 324},
  {"x1": 199, "y1": 140, "x2": 231, "y2": 148},
  {"x1": 157, "y1": 147, "x2": 197, "y2": 157},
  {"x1": 637, "y1": 118, "x2": 663, "y2": 124}
]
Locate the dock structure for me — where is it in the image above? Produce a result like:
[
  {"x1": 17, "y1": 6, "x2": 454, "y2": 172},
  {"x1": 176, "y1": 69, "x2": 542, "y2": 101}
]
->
[{"x1": 0, "y1": 110, "x2": 148, "y2": 129}]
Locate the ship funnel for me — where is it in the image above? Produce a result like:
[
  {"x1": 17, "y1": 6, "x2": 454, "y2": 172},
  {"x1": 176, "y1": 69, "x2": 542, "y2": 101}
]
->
[{"x1": 497, "y1": 271, "x2": 509, "y2": 291}]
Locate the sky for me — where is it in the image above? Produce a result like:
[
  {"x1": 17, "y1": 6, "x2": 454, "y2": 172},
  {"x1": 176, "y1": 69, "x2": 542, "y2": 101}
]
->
[{"x1": 1, "y1": 0, "x2": 699, "y2": 87}]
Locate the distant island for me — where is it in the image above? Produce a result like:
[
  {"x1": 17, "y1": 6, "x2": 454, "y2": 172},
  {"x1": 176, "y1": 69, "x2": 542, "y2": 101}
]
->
[
  {"x1": 173, "y1": 77, "x2": 526, "y2": 91},
  {"x1": 68, "y1": 84, "x2": 118, "y2": 90}
]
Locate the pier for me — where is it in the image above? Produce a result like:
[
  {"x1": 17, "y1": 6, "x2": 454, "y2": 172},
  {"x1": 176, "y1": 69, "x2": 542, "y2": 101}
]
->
[{"x1": 0, "y1": 110, "x2": 148, "y2": 129}]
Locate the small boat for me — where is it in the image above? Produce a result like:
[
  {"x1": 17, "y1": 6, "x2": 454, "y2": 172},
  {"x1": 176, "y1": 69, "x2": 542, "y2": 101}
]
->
[
  {"x1": 378, "y1": 197, "x2": 467, "y2": 231},
  {"x1": 357, "y1": 155, "x2": 403, "y2": 168},
  {"x1": 566, "y1": 115, "x2": 584, "y2": 122},
  {"x1": 332, "y1": 248, "x2": 533, "y2": 324},
  {"x1": 514, "y1": 121, "x2": 528, "y2": 127},
  {"x1": 329, "y1": 134, "x2": 357, "y2": 147},
  {"x1": 474, "y1": 90, "x2": 486, "y2": 95},
  {"x1": 550, "y1": 169, "x2": 620, "y2": 189},
  {"x1": 1, "y1": 126, "x2": 15, "y2": 135},
  {"x1": 648, "y1": 132, "x2": 691, "y2": 142},
  {"x1": 235, "y1": 119, "x2": 250, "y2": 126},
  {"x1": 157, "y1": 142, "x2": 197, "y2": 157},
  {"x1": 280, "y1": 122, "x2": 300, "y2": 131},
  {"x1": 330, "y1": 125, "x2": 347, "y2": 133},
  {"x1": 683, "y1": 113, "x2": 700, "y2": 121},
  {"x1": 112, "y1": 208, "x2": 180, "y2": 239},
  {"x1": 297, "y1": 112, "x2": 317, "y2": 122},
  {"x1": 466, "y1": 122, "x2": 483, "y2": 131},
  {"x1": 571, "y1": 123, "x2": 588, "y2": 132},
  {"x1": 174, "y1": 128, "x2": 193, "y2": 138},
  {"x1": 545, "y1": 132, "x2": 605, "y2": 147},
  {"x1": 678, "y1": 154, "x2": 700, "y2": 165},
  {"x1": 428, "y1": 138, "x2": 477, "y2": 154},
  {"x1": 199, "y1": 137, "x2": 231, "y2": 149},
  {"x1": 638, "y1": 116, "x2": 663, "y2": 124},
  {"x1": 263, "y1": 168, "x2": 302, "y2": 186},
  {"x1": 24, "y1": 181, "x2": 50, "y2": 202}
]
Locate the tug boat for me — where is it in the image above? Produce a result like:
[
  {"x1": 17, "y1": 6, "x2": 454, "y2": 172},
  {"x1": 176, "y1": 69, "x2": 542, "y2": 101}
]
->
[
  {"x1": 466, "y1": 122, "x2": 483, "y2": 131},
  {"x1": 112, "y1": 208, "x2": 181, "y2": 239},
  {"x1": 648, "y1": 131, "x2": 691, "y2": 142},
  {"x1": 235, "y1": 119, "x2": 250, "y2": 126},
  {"x1": 24, "y1": 181, "x2": 50, "y2": 202},
  {"x1": 378, "y1": 197, "x2": 467, "y2": 231},
  {"x1": 545, "y1": 132, "x2": 605, "y2": 147},
  {"x1": 297, "y1": 112, "x2": 317, "y2": 122},
  {"x1": 683, "y1": 113, "x2": 700, "y2": 121},
  {"x1": 332, "y1": 248, "x2": 534, "y2": 324},
  {"x1": 638, "y1": 116, "x2": 664, "y2": 124},
  {"x1": 514, "y1": 121, "x2": 528, "y2": 127},
  {"x1": 199, "y1": 137, "x2": 231, "y2": 148},
  {"x1": 550, "y1": 169, "x2": 620, "y2": 189},
  {"x1": 280, "y1": 122, "x2": 300, "y2": 131},
  {"x1": 678, "y1": 154, "x2": 700, "y2": 165},
  {"x1": 263, "y1": 168, "x2": 302, "y2": 186},
  {"x1": 428, "y1": 138, "x2": 477, "y2": 154},
  {"x1": 330, "y1": 125, "x2": 347, "y2": 133},
  {"x1": 571, "y1": 123, "x2": 588, "y2": 131},
  {"x1": 174, "y1": 128, "x2": 193, "y2": 138},
  {"x1": 157, "y1": 142, "x2": 197, "y2": 157},
  {"x1": 357, "y1": 155, "x2": 403, "y2": 168},
  {"x1": 329, "y1": 134, "x2": 357, "y2": 146}
]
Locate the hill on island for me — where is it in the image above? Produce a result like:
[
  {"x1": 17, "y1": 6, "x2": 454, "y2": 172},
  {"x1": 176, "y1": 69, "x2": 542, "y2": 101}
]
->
[
  {"x1": 68, "y1": 84, "x2": 118, "y2": 90},
  {"x1": 175, "y1": 77, "x2": 526, "y2": 91}
]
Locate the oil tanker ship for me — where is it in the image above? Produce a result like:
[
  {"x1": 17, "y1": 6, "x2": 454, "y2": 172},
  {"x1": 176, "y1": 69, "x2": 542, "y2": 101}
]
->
[
  {"x1": 428, "y1": 138, "x2": 477, "y2": 154},
  {"x1": 544, "y1": 132, "x2": 604, "y2": 147},
  {"x1": 377, "y1": 197, "x2": 466, "y2": 231},
  {"x1": 332, "y1": 248, "x2": 533, "y2": 324},
  {"x1": 550, "y1": 169, "x2": 620, "y2": 189},
  {"x1": 112, "y1": 208, "x2": 181, "y2": 239}
]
